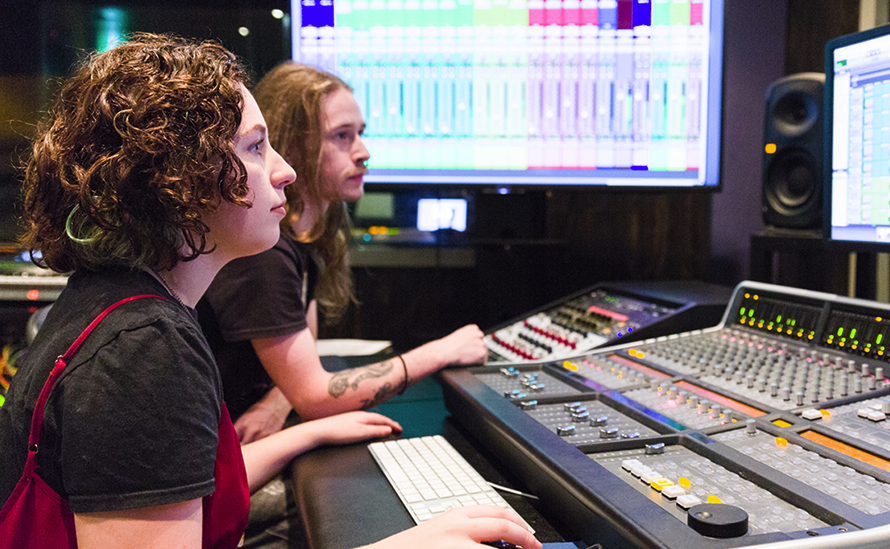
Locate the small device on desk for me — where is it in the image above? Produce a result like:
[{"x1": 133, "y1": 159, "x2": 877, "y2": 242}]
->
[{"x1": 368, "y1": 435, "x2": 533, "y2": 531}]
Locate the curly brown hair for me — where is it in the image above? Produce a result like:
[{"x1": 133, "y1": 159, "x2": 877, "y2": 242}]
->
[
  {"x1": 253, "y1": 61, "x2": 356, "y2": 323},
  {"x1": 21, "y1": 33, "x2": 253, "y2": 273}
]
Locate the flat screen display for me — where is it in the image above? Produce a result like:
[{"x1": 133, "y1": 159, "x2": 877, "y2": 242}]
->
[
  {"x1": 291, "y1": 0, "x2": 724, "y2": 189},
  {"x1": 826, "y1": 24, "x2": 890, "y2": 250}
]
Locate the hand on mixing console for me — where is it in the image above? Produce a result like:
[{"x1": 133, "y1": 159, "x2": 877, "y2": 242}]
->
[
  {"x1": 358, "y1": 506, "x2": 541, "y2": 549},
  {"x1": 433, "y1": 324, "x2": 488, "y2": 367}
]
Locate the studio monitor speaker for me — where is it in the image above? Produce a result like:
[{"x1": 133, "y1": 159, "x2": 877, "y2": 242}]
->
[{"x1": 761, "y1": 72, "x2": 825, "y2": 229}]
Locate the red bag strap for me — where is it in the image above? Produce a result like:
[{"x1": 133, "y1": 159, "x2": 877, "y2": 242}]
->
[{"x1": 27, "y1": 295, "x2": 167, "y2": 452}]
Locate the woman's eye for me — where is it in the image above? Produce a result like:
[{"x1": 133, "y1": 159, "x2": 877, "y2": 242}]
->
[{"x1": 251, "y1": 139, "x2": 264, "y2": 153}]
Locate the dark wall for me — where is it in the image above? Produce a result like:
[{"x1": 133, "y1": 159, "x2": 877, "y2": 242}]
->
[{"x1": 709, "y1": 0, "x2": 788, "y2": 286}]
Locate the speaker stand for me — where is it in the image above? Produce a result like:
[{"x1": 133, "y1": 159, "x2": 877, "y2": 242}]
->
[{"x1": 749, "y1": 228, "x2": 849, "y2": 296}]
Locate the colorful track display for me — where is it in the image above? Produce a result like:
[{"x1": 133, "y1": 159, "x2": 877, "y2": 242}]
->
[{"x1": 295, "y1": 0, "x2": 717, "y2": 183}]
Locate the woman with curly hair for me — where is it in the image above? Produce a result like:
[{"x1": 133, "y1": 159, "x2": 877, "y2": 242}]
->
[
  {"x1": 199, "y1": 62, "x2": 488, "y2": 440},
  {"x1": 0, "y1": 34, "x2": 539, "y2": 549}
]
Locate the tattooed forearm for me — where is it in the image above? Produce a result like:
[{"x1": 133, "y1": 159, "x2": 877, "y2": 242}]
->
[
  {"x1": 328, "y1": 360, "x2": 395, "y2": 398},
  {"x1": 360, "y1": 383, "x2": 398, "y2": 409}
]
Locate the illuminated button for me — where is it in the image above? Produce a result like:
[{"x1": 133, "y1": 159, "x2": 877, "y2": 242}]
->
[
  {"x1": 677, "y1": 494, "x2": 703, "y2": 509},
  {"x1": 801, "y1": 409, "x2": 822, "y2": 420},
  {"x1": 599, "y1": 427, "x2": 619, "y2": 439},
  {"x1": 775, "y1": 437, "x2": 788, "y2": 448},
  {"x1": 564, "y1": 401, "x2": 581, "y2": 410},
  {"x1": 820, "y1": 409, "x2": 831, "y2": 419},
  {"x1": 621, "y1": 432, "x2": 641, "y2": 439},
  {"x1": 563, "y1": 361, "x2": 579, "y2": 372},
  {"x1": 678, "y1": 477, "x2": 692, "y2": 489},
  {"x1": 520, "y1": 400, "x2": 538, "y2": 410},
  {"x1": 662, "y1": 485, "x2": 686, "y2": 499},
  {"x1": 707, "y1": 495, "x2": 722, "y2": 504},
  {"x1": 650, "y1": 478, "x2": 674, "y2": 492},
  {"x1": 556, "y1": 425, "x2": 575, "y2": 436},
  {"x1": 590, "y1": 415, "x2": 608, "y2": 427}
]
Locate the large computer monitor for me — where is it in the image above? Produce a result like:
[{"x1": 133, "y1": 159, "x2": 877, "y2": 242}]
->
[
  {"x1": 825, "y1": 23, "x2": 890, "y2": 250},
  {"x1": 291, "y1": 0, "x2": 725, "y2": 189}
]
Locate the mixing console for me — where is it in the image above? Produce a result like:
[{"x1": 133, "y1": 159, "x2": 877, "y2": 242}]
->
[
  {"x1": 439, "y1": 281, "x2": 890, "y2": 548},
  {"x1": 484, "y1": 281, "x2": 731, "y2": 363}
]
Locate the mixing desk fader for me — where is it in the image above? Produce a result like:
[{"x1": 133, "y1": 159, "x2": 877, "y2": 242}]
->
[
  {"x1": 440, "y1": 281, "x2": 890, "y2": 549},
  {"x1": 485, "y1": 280, "x2": 732, "y2": 363}
]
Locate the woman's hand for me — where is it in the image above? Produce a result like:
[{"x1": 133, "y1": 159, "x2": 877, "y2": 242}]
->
[
  {"x1": 310, "y1": 411, "x2": 402, "y2": 446},
  {"x1": 362, "y1": 506, "x2": 541, "y2": 549}
]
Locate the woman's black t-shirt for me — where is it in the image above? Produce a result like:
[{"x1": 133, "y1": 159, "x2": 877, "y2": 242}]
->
[{"x1": 0, "y1": 269, "x2": 222, "y2": 513}]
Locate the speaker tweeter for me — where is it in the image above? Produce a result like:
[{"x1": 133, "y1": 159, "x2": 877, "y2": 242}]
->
[{"x1": 761, "y1": 73, "x2": 825, "y2": 230}]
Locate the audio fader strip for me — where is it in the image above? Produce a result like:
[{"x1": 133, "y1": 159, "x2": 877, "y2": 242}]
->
[{"x1": 440, "y1": 281, "x2": 890, "y2": 548}]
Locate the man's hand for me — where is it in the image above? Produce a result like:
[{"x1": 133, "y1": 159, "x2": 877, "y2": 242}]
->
[{"x1": 233, "y1": 386, "x2": 292, "y2": 443}]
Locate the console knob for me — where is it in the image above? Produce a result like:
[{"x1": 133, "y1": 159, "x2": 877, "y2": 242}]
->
[
  {"x1": 687, "y1": 503, "x2": 749, "y2": 538},
  {"x1": 645, "y1": 442, "x2": 665, "y2": 455}
]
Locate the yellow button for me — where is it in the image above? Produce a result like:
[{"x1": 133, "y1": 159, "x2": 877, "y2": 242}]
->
[
  {"x1": 707, "y1": 495, "x2": 722, "y2": 504},
  {"x1": 765, "y1": 143, "x2": 777, "y2": 154},
  {"x1": 563, "y1": 361, "x2": 578, "y2": 372},
  {"x1": 678, "y1": 477, "x2": 691, "y2": 489},
  {"x1": 820, "y1": 409, "x2": 831, "y2": 419},
  {"x1": 650, "y1": 478, "x2": 674, "y2": 492},
  {"x1": 775, "y1": 437, "x2": 788, "y2": 448},
  {"x1": 772, "y1": 419, "x2": 792, "y2": 428}
]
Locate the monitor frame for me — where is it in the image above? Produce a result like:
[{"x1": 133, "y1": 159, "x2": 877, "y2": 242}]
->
[
  {"x1": 291, "y1": 0, "x2": 726, "y2": 193},
  {"x1": 823, "y1": 23, "x2": 890, "y2": 252}
]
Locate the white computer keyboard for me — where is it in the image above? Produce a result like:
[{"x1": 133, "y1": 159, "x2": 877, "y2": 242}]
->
[{"x1": 368, "y1": 435, "x2": 533, "y2": 531}]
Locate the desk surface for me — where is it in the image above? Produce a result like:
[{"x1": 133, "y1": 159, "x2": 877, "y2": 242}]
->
[{"x1": 290, "y1": 417, "x2": 567, "y2": 549}]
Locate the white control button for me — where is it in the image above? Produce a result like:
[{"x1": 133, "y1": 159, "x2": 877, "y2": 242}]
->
[{"x1": 677, "y1": 494, "x2": 702, "y2": 509}]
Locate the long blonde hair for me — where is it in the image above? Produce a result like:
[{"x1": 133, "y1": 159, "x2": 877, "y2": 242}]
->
[{"x1": 253, "y1": 62, "x2": 355, "y2": 322}]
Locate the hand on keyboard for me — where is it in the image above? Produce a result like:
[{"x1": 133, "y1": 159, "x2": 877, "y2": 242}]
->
[{"x1": 360, "y1": 506, "x2": 541, "y2": 549}]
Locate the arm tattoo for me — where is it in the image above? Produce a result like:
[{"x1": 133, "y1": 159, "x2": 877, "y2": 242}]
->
[
  {"x1": 328, "y1": 360, "x2": 395, "y2": 399},
  {"x1": 360, "y1": 383, "x2": 397, "y2": 410}
]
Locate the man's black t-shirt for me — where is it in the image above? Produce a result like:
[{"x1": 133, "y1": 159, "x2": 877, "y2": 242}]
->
[
  {"x1": 0, "y1": 269, "x2": 222, "y2": 513},
  {"x1": 198, "y1": 236, "x2": 318, "y2": 420}
]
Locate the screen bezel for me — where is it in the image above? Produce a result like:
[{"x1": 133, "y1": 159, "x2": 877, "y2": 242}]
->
[
  {"x1": 823, "y1": 23, "x2": 890, "y2": 252},
  {"x1": 291, "y1": 0, "x2": 726, "y2": 193}
]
